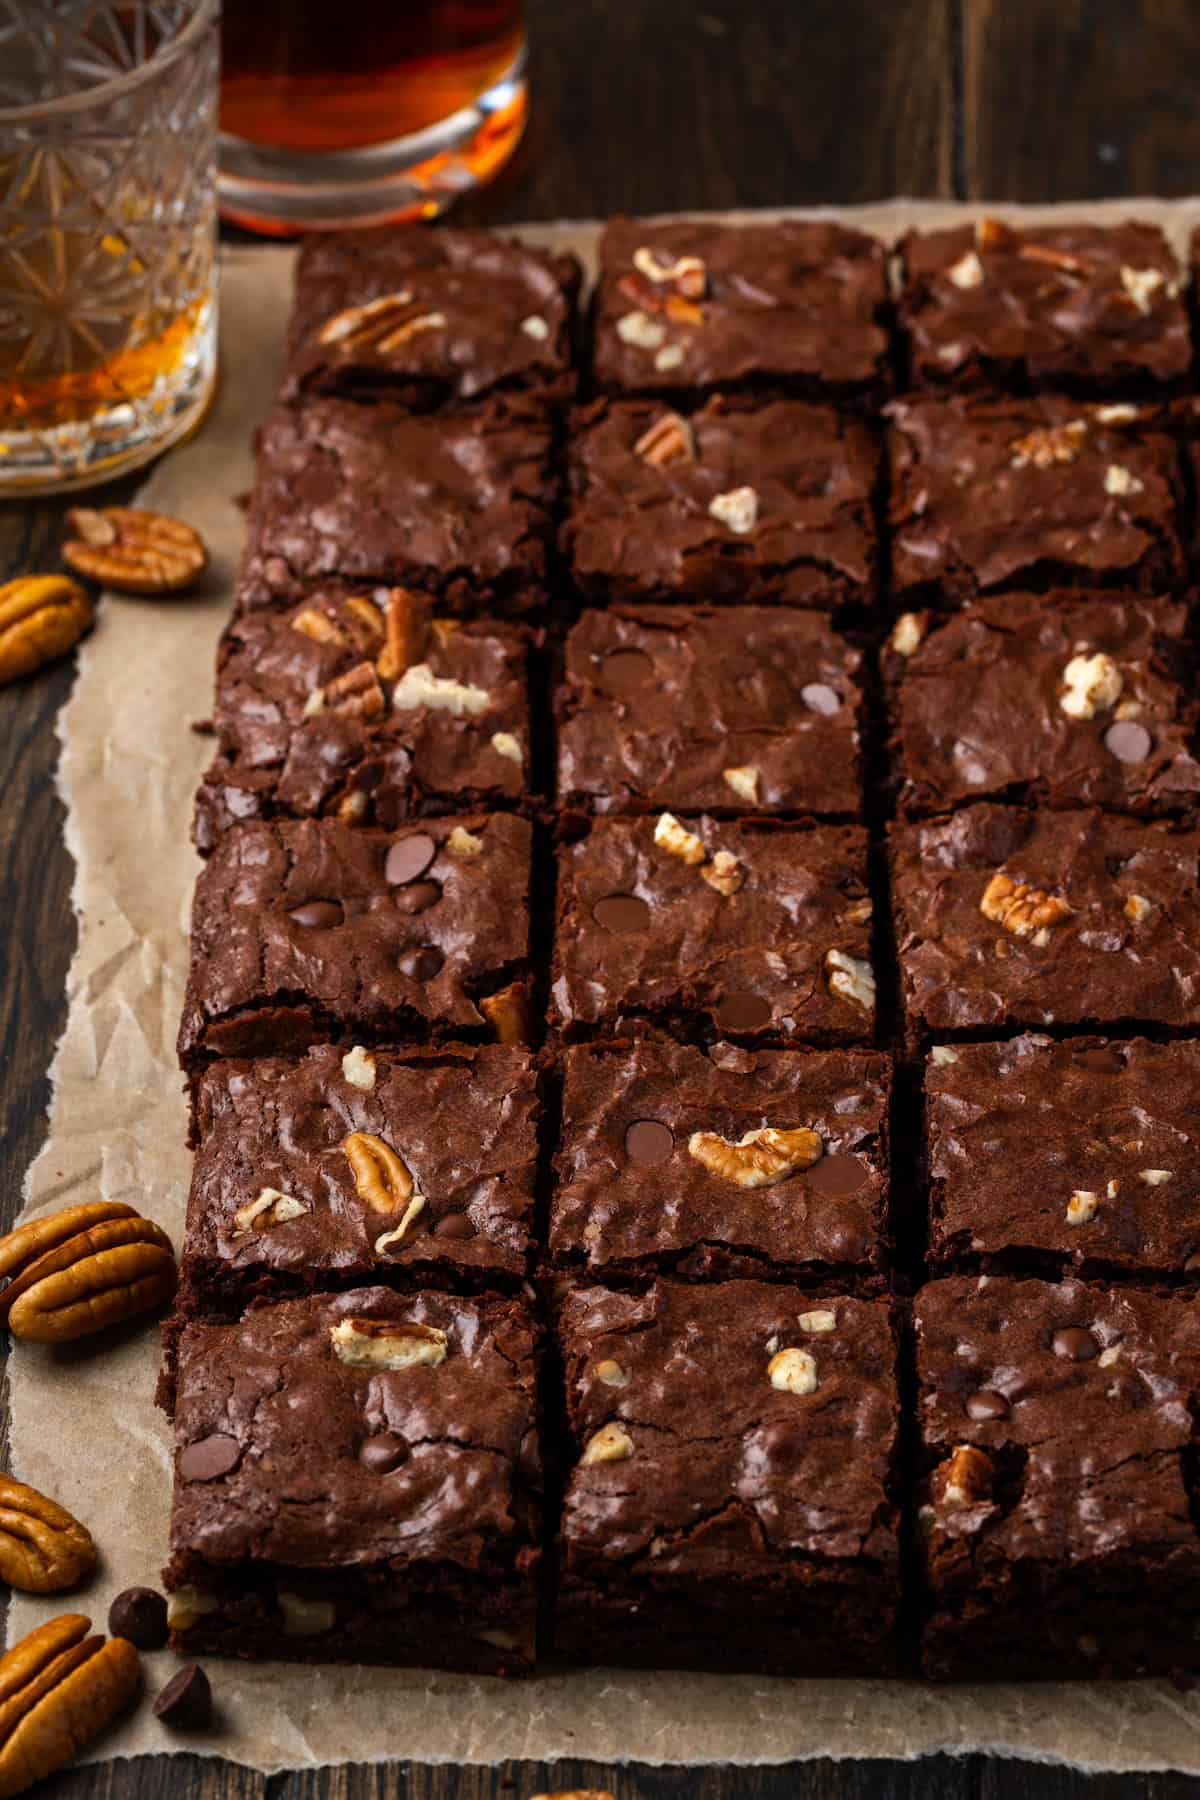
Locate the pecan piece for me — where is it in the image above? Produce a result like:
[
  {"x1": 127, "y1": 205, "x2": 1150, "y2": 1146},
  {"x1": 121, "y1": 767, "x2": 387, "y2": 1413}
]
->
[
  {"x1": 63, "y1": 507, "x2": 207, "y2": 595},
  {"x1": 324, "y1": 660, "x2": 385, "y2": 720},
  {"x1": 0, "y1": 1202, "x2": 135, "y2": 1304},
  {"x1": 1008, "y1": 419, "x2": 1087, "y2": 469},
  {"x1": 375, "y1": 587, "x2": 425, "y2": 682},
  {"x1": 0, "y1": 577, "x2": 93, "y2": 688},
  {"x1": 339, "y1": 595, "x2": 387, "y2": 655},
  {"x1": 933, "y1": 1444, "x2": 995, "y2": 1507},
  {"x1": 980, "y1": 871, "x2": 1072, "y2": 940},
  {"x1": 480, "y1": 980, "x2": 532, "y2": 1046},
  {"x1": 0, "y1": 1477, "x2": 96, "y2": 1595},
  {"x1": 317, "y1": 291, "x2": 446, "y2": 352},
  {"x1": 688, "y1": 1126, "x2": 822, "y2": 1188},
  {"x1": 1018, "y1": 241, "x2": 1088, "y2": 275},
  {"x1": 291, "y1": 606, "x2": 347, "y2": 646},
  {"x1": 329, "y1": 1317, "x2": 448, "y2": 1369},
  {"x1": 633, "y1": 411, "x2": 695, "y2": 468},
  {"x1": 3, "y1": 1215, "x2": 176, "y2": 1344},
  {"x1": 0, "y1": 1614, "x2": 140, "y2": 1799},
  {"x1": 343, "y1": 1131, "x2": 416, "y2": 1214}
]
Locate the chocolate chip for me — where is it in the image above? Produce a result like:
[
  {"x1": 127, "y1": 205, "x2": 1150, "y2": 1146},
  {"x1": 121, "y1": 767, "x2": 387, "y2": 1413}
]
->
[
  {"x1": 399, "y1": 946, "x2": 444, "y2": 981},
  {"x1": 179, "y1": 1433, "x2": 241, "y2": 1482},
  {"x1": 801, "y1": 682, "x2": 841, "y2": 716},
  {"x1": 153, "y1": 1663, "x2": 212, "y2": 1731},
  {"x1": 1052, "y1": 1326, "x2": 1099, "y2": 1362},
  {"x1": 806, "y1": 1153, "x2": 868, "y2": 1195},
  {"x1": 433, "y1": 1211, "x2": 476, "y2": 1240},
  {"x1": 966, "y1": 1389, "x2": 1009, "y2": 1421},
  {"x1": 1185, "y1": 1252, "x2": 1200, "y2": 1273},
  {"x1": 394, "y1": 879, "x2": 442, "y2": 915},
  {"x1": 600, "y1": 648, "x2": 656, "y2": 697},
  {"x1": 593, "y1": 893, "x2": 650, "y2": 933},
  {"x1": 624, "y1": 1120, "x2": 675, "y2": 1164},
  {"x1": 288, "y1": 900, "x2": 342, "y2": 929},
  {"x1": 385, "y1": 832, "x2": 437, "y2": 886},
  {"x1": 108, "y1": 1586, "x2": 168, "y2": 1650},
  {"x1": 1076, "y1": 1047, "x2": 1123, "y2": 1074},
  {"x1": 358, "y1": 1431, "x2": 408, "y2": 1473},
  {"x1": 1104, "y1": 720, "x2": 1152, "y2": 764},
  {"x1": 716, "y1": 991, "x2": 771, "y2": 1032}
]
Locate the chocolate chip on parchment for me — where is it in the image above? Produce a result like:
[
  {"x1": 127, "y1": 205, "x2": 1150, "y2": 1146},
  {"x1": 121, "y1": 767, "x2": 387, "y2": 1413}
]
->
[
  {"x1": 108, "y1": 1586, "x2": 168, "y2": 1650},
  {"x1": 154, "y1": 1662, "x2": 213, "y2": 1730}
]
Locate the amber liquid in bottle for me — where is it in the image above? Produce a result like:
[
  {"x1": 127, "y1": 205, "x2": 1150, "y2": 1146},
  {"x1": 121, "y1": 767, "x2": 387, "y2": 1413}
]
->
[{"x1": 220, "y1": 0, "x2": 525, "y2": 155}]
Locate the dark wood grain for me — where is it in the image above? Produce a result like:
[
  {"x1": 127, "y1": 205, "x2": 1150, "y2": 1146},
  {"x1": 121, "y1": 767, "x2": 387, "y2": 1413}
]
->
[{"x1": 9, "y1": 2, "x2": 1194, "y2": 1797}]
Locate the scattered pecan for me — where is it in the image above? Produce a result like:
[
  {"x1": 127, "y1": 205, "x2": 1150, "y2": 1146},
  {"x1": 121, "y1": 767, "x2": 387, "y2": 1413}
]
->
[
  {"x1": 1008, "y1": 419, "x2": 1087, "y2": 469},
  {"x1": 632, "y1": 245, "x2": 708, "y2": 298},
  {"x1": 339, "y1": 595, "x2": 387, "y2": 656},
  {"x1": 2, "y1": 1214, "x2": 176, "y2": 1345},
  {"x1": 291, "y1": 606, "x2": 346, "y2": 646},
  {"x1": 980, "y1": 871, "x2": 1072, "y2": 940},
  {"x1": 975, "y1": 217, "x2": 1016, "y2": 251},
  {"x1": 0, "y1": 1477, "x2": 97, "y2": 1595},
  {"x1": 0, "y1": 1613, "x2": 139, "y2": 1799},
  {"x1": 0, "y1": 1203, "x2": 134, "y2": 1304},
  {"x1": 933, "y1": 1444, "x2": 995, "y2": 1507},
  {"x1": 1018, "y1": 241, "x2": 1088, "y2": 275},
  {"x1": 317, "y1": 291, "x2": 446, "y2": 352},
  {"x1": 480, "y1": 981, "x2": 532, "y2": 1046},
  {"x1": 62, "y1": 506, "x2": 207, "y2": 595},
  {"x1": 0, "y1": 577, "x2": 93, "y2": 688},
  {"x1": 329, "y1": 1317, "x2": 448, "y2": 1369},
  {"x1": 343, "y1": 1131, "x2": 416, "y2": 1214},
  {"x1": 376, "y1": 587, "x2": 425, "y2": 682},
  {"x1": 324, "y1": 660, "x2": 385, "y2": 720},
  {"x1": 633, "y1": 411, "x2": 695, "y2": 467},
  {"x1": 688, "y1": 1126, "x2": 822, "y2": 1188},
  {"x1": 654, "y1": 811, "x2": 706, "y2": 865},
  {"x1": 701, "y1": 849, "x2": 744, "y2": 896}
]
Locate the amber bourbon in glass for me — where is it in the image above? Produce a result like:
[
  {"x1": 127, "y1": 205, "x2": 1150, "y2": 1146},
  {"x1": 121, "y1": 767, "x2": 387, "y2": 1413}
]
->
[
  {"x1": 0, "y1": 1, "x2": 218, "y2": 495},
  {"x1": 218, "y1": 0, "x2": 528, "y2": 234}
]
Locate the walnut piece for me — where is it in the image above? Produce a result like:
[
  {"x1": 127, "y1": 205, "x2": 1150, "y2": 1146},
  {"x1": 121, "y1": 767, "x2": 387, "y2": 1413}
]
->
[
  {"x1": 392, "y1": 662, "x2": 491, "y2": 716},
  {"x1": 797, "y1": 1309, "x2": 837, "y2": 1333},
  {"x1": 491, "y1": 730, "x2": 524, "y2": 766},
  {"x1": 594, "y1": 1359, "x2": 629, "y2": 1388},
  {"x1": 580, "y1": 1421, "x2": 634, "y2": 1466},
  {"x1": 767, "y1": 1346, "x2": 818, "y2": 1395},
  {"x1": 342, "y1": 1045, "x2": 377, "y2": 1091},
  {"x1": 232, "y1": 1187, "x2": 309, "y2": 1237},
  {"x1": 1120, "y1": 265, "x2": 1166, "y2": 313},
  {"x1": 1059, "y1": 651, "x2": 1122, "y2": 720},
  {"x1": 634, "y1": 410, "x2": 695, "y2": 467},
  {"x1": 1066, "y1": 1189, "x2": 1099, "y2": 1226},
  {"x1": 1124, "y1": 893, "x2": 1153, "y2": 924},
  {"x1": 723, "y1": 765, "x2": 760, "y2": 804},
  {"x1": 654, "y1": 811, "x2": 706, "y2": 865},
  {"x1": 520, "y1": 315, "x2": 550, "y2": 340},
  {"x1": 278, "y1": 1591, "x2": 336, "y2": 1636},
  {"x1": 632, "y1": 246, "x2": 708, "y2": 298},
  {"x1": 947, "y1": 249, "x2": 984, "y2": 289},
  {"x1": 707, "y1": 486, "x2": 758, "y2": 534},
  {"x1": 979, "y1": 871, "x2": 1072, "y2": 939},
  {"x1": 688, "y1": 1125, "x2": 822, "y2": 1188},
  {"x1": 701, "y1": 849, "x2": 744, "y2": 896},
  {"x1": 1139, "y1": 1168, "x2": 1172, "y2": 1185},
  {"x1": 930, "y1": 1045, "x2": 959, "y2": 1065},
  {"x1": 825, "y1": 948, "x2": 875, "y2": 1011},
  {"x1": 935, "y1": 1443, "x2": 994, "y2": 1507},
  {"x1": 1009, "y1": 419, "x2": 1087, "y2": 469},
  {"x1": 616, "y1": 310, "x2": 666, "y2": 350},
  {"x1": 890, "y1": 611, "x2": 929, "y2": 657},
  {"x1": 329, "y1": 1317, "x2": 448, "y2": 1369},
  {"x1": 446, "y1": 825, "x2": 483, "y2": 856},
  {"x1": 1104, "y1": 464, "x2": 1144, "y2": 497}
]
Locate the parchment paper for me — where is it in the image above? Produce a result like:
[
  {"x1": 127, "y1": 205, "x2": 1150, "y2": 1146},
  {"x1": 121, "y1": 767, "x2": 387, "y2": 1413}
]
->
[{"x1": 14, "y1": 198, "x2": 1200, "y2": 1777}]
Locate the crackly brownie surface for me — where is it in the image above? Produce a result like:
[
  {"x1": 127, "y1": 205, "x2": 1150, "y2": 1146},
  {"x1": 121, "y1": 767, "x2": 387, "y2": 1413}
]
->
[
  {"x1": 558, "y1": 605, "x2": 863, "y2": 817},
  {"x1": 238, "y1": 397, "x2": 555, "y2": 617},
  {"x1": 592, "y1": 216, "x2": 890, "y2": 400},
  {"x1": 891, "y1": 803, "x2": 1200, "y2": 1040},
  {"x1": 563, "y1": 396, "x2": 877, "y2": 609},
  {"x1": 556, "y1": 1279, "x2": 899, "y2": 1673},
  {"x1": 193, "y1": 588, "x2": 531, "y2": 849},
  {"x1": 165, "y1": 1286, "x2": 540, "y2": 1674},
  {"x1": 551, "y1": 814, "x2": 875, "y2": 1045},
  {"x1": 180, "y1": 1044, "x2": 540, "y2": 1309},
  {"x1": 925, "y1": 1035, "x2": 1200, "y2": 1277},
  {"x1": 887, "y1": 394, "x2": 1184, "y2": 604},
  {"x1": 900, "y1": 218, "x2": 1189, "y2": 394},
  {"x1": 549, "y1": 1039, "x2": 890, "y2": 1286},
  {"x1": 886, "y1": 593, "x2": 1200, "y2": 818},
  {"x1": 282, "y1": 226, "x2": 579, "y2": 407},
  {"x1": 915, "y1": 1276, "x2": 1200, "y2": 1680},
  {"x1": 177, "y1": 814, "x2": 531, "y2": 1067}
]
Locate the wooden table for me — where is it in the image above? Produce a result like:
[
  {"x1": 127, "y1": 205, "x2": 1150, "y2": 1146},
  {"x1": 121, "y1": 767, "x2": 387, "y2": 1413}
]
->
[{"x1": 4, "y1": 1, "x2": 1200, "y2": 1794}]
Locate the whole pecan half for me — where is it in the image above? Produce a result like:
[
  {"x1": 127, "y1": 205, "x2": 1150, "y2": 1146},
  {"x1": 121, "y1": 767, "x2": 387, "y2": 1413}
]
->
[
  {"x1": 0, "y1": 1614, "x2": 140, "y2": 1799},
  {"x1": 2, "y1": 1215, "x2": 176, "y2": 1344},
  {"x1": 0, "y1": 1203, "x2": 136, "y2": 1303},
  {"x1": 62, "y1": 506, "x2": 207, "y2": 595},
  {"x1": 343, "y1": 1132, "x2": 415, "y2": 1214},
  {"x1": 0, "y1": 577, "x2": 93, "y2": 688},
  {"x1": 0, "y1": 1476, "x2": 97, "y2": 1594}
]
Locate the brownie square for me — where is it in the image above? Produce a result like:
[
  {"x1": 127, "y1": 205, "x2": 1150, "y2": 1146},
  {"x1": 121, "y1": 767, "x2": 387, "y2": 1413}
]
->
[
  {"x1": 178, "y1": 1043, "x2": 539, "y2": 1315},
  {"x1": 551, "y1": 813, "x2": 875, "y2": 1046},
  {"x1": 890, "y1": 803, "x2": 1200, "y2": 1042},
  {"x1": 558, "y1": 604, "x2": 863, "y2": 818},
  {"x1": 238, "y1": 397, "x2": 555, "y2": 619},
  {"x1": 926, "y1": 1035, "x2": 1200, "y2": 1280},
  {"x1": 886, "y1": 592, "x2": 1200, "y2": 819},
  {"x1": 592, "y1": 216, "x2": 890, "y2": 402},
  {"x1": 556, "y1": 1279, "x2": 900, "y2": 1674},
  {"x1": 163, "y1": 1287, "x2": 540, "y2": 1675},
  {"x1": 899, "y1": 218, "x2": 1190, "y2": 395},
  {"x1": 193, "y1": 587, "x2": 533, "y2": 851},
  {"x1": 887, "y1": 394, "x2": 1185, "y2": 607},
  {"x1": 563, "y1": 396, "x2": 878, "y2": 611},
  {"x1": 177, "y1": 813, "x2": 532, "y2": 1071},
  {"x1": 282, "y1": 225, "x2": 580, "y2": 408},
  {"x1": 915, "y1": 1275, "x2": 1200, "y2": 1680},
  {"x1": 549, "y1": 1039, "x2": 890, "y2": 1287}
]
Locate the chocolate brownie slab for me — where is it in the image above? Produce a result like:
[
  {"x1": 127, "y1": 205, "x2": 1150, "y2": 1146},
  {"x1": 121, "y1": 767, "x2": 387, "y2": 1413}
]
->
[
  {"x1": 558, "y1": 605, "x2": 863, "y2": 818},
  {"x1": 915, "y1": 1275, "x2": 1200, "y2": 1680},
  {"x1": 563, "y1": 396, "x2": 878, "y2": 611},
  {"x1": 164, "y1": 1287, "x2": 540, "y2": 1675},
  {"x1": 556, "y1": 1279, "x2": 900, "y2": 1673},
  {"x1": 549, "y1": 1039, "x2": 890, "y2": 1287}
]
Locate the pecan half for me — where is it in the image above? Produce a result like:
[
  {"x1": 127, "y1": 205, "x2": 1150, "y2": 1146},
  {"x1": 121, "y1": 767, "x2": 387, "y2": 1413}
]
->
[
  {"x1": 3, "y1": 1215, "x2": 176, "y2": 1344},
  {"x1": 480, "y1": 981, "x2": 532, "y2": 1045},
  {"x1": 0, "y1": 577, "x2": 93, "y2": 688},
  {"x1": 980, "y1": 871, "x2": 1072, "y2": 940},
  {"x1": 324, "y1": 660, "x2": 385, "y2": 719},
  {"x1": 688, "y1": 1126, "x2": 822, "y2": 1188},
  {"x1": 317, "y1": 293, "x2": 448, "y2": 352},
  {"x1": 0, "y1": 1203, "x2": 136, "y2": 1301},
  {"x1": 339, "y1": 595, "x2": 387, "y2": 656},
  {"x1": 343, "y1": 1131, "x2": 415, "y2": 1213},
  {"x1": 62, "y1": 507, "x2": 207, "y2": 595},
  {"x1": 0, "y1": 1614, "x2": 139, "y2": 1799},
  {"x1": 329, "y1": 1317, "x2": 448, "y2": 1369},
  {"x1": 634, "y1": 411, "x2": 695, "y2": 467},
  {"x1": 376, "y1": 587, "x2": 425, "y2": 681},
  {"x1": 1018, "y1": 241, "x2": 1087, "y2": 275},
  {"x1": 0, "y1": 1477, "x2": 97, "y2": 1595}
]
